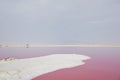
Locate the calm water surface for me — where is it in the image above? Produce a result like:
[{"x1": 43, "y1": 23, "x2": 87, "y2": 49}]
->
[{"x1": 0, "y1": 47, "x2": 120, "y2": 80}]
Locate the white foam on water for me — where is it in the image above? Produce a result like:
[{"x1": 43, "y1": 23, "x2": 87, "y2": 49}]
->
[{"x1": 0, "y1": 54, "x2": 90, "y2": 80}]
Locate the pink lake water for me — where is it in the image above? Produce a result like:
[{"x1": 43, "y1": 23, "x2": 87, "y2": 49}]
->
[{"x1": 0, "y1": 47, "x2": 120, "y2": 80}]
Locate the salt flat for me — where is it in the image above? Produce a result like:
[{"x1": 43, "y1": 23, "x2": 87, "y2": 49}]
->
[{"x1": 0, "y1": 54, "x2": 90, "y2": 80}]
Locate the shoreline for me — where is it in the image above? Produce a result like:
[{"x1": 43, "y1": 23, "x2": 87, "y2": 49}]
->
[
  {"x1": 0, "y1": 54, "x2": 90, "y2": 80},
  {"x1": 0, "y1": 44, "x2": 120, "y2": 48}
]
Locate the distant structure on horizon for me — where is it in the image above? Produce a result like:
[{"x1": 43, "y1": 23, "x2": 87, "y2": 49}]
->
[{"x1": 26, "y1": 44, "x2": 29, "y2": 48}]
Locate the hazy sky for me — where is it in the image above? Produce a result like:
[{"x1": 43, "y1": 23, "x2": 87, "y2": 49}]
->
[{"x1": 0, "y1": 0, "x2": 120, "y2": 44}]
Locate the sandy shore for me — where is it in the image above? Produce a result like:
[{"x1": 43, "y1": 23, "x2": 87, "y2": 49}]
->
[{"x1": 0, "y1": 54, "x2": 90, "y2": 80}]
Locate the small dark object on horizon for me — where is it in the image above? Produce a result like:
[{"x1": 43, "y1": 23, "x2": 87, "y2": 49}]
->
[{"x1": 26, "y1": 44, "x2": 29, "y2": 48}]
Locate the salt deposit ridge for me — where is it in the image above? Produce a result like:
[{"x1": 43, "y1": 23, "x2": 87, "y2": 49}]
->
[{"x1": 0, "y1": 54, "x2": 90, "y2": 80}]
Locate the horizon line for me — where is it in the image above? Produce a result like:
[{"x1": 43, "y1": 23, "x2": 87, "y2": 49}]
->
[{"x1": 0, "y1": 44, "x2": 120, "y2": 48}]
